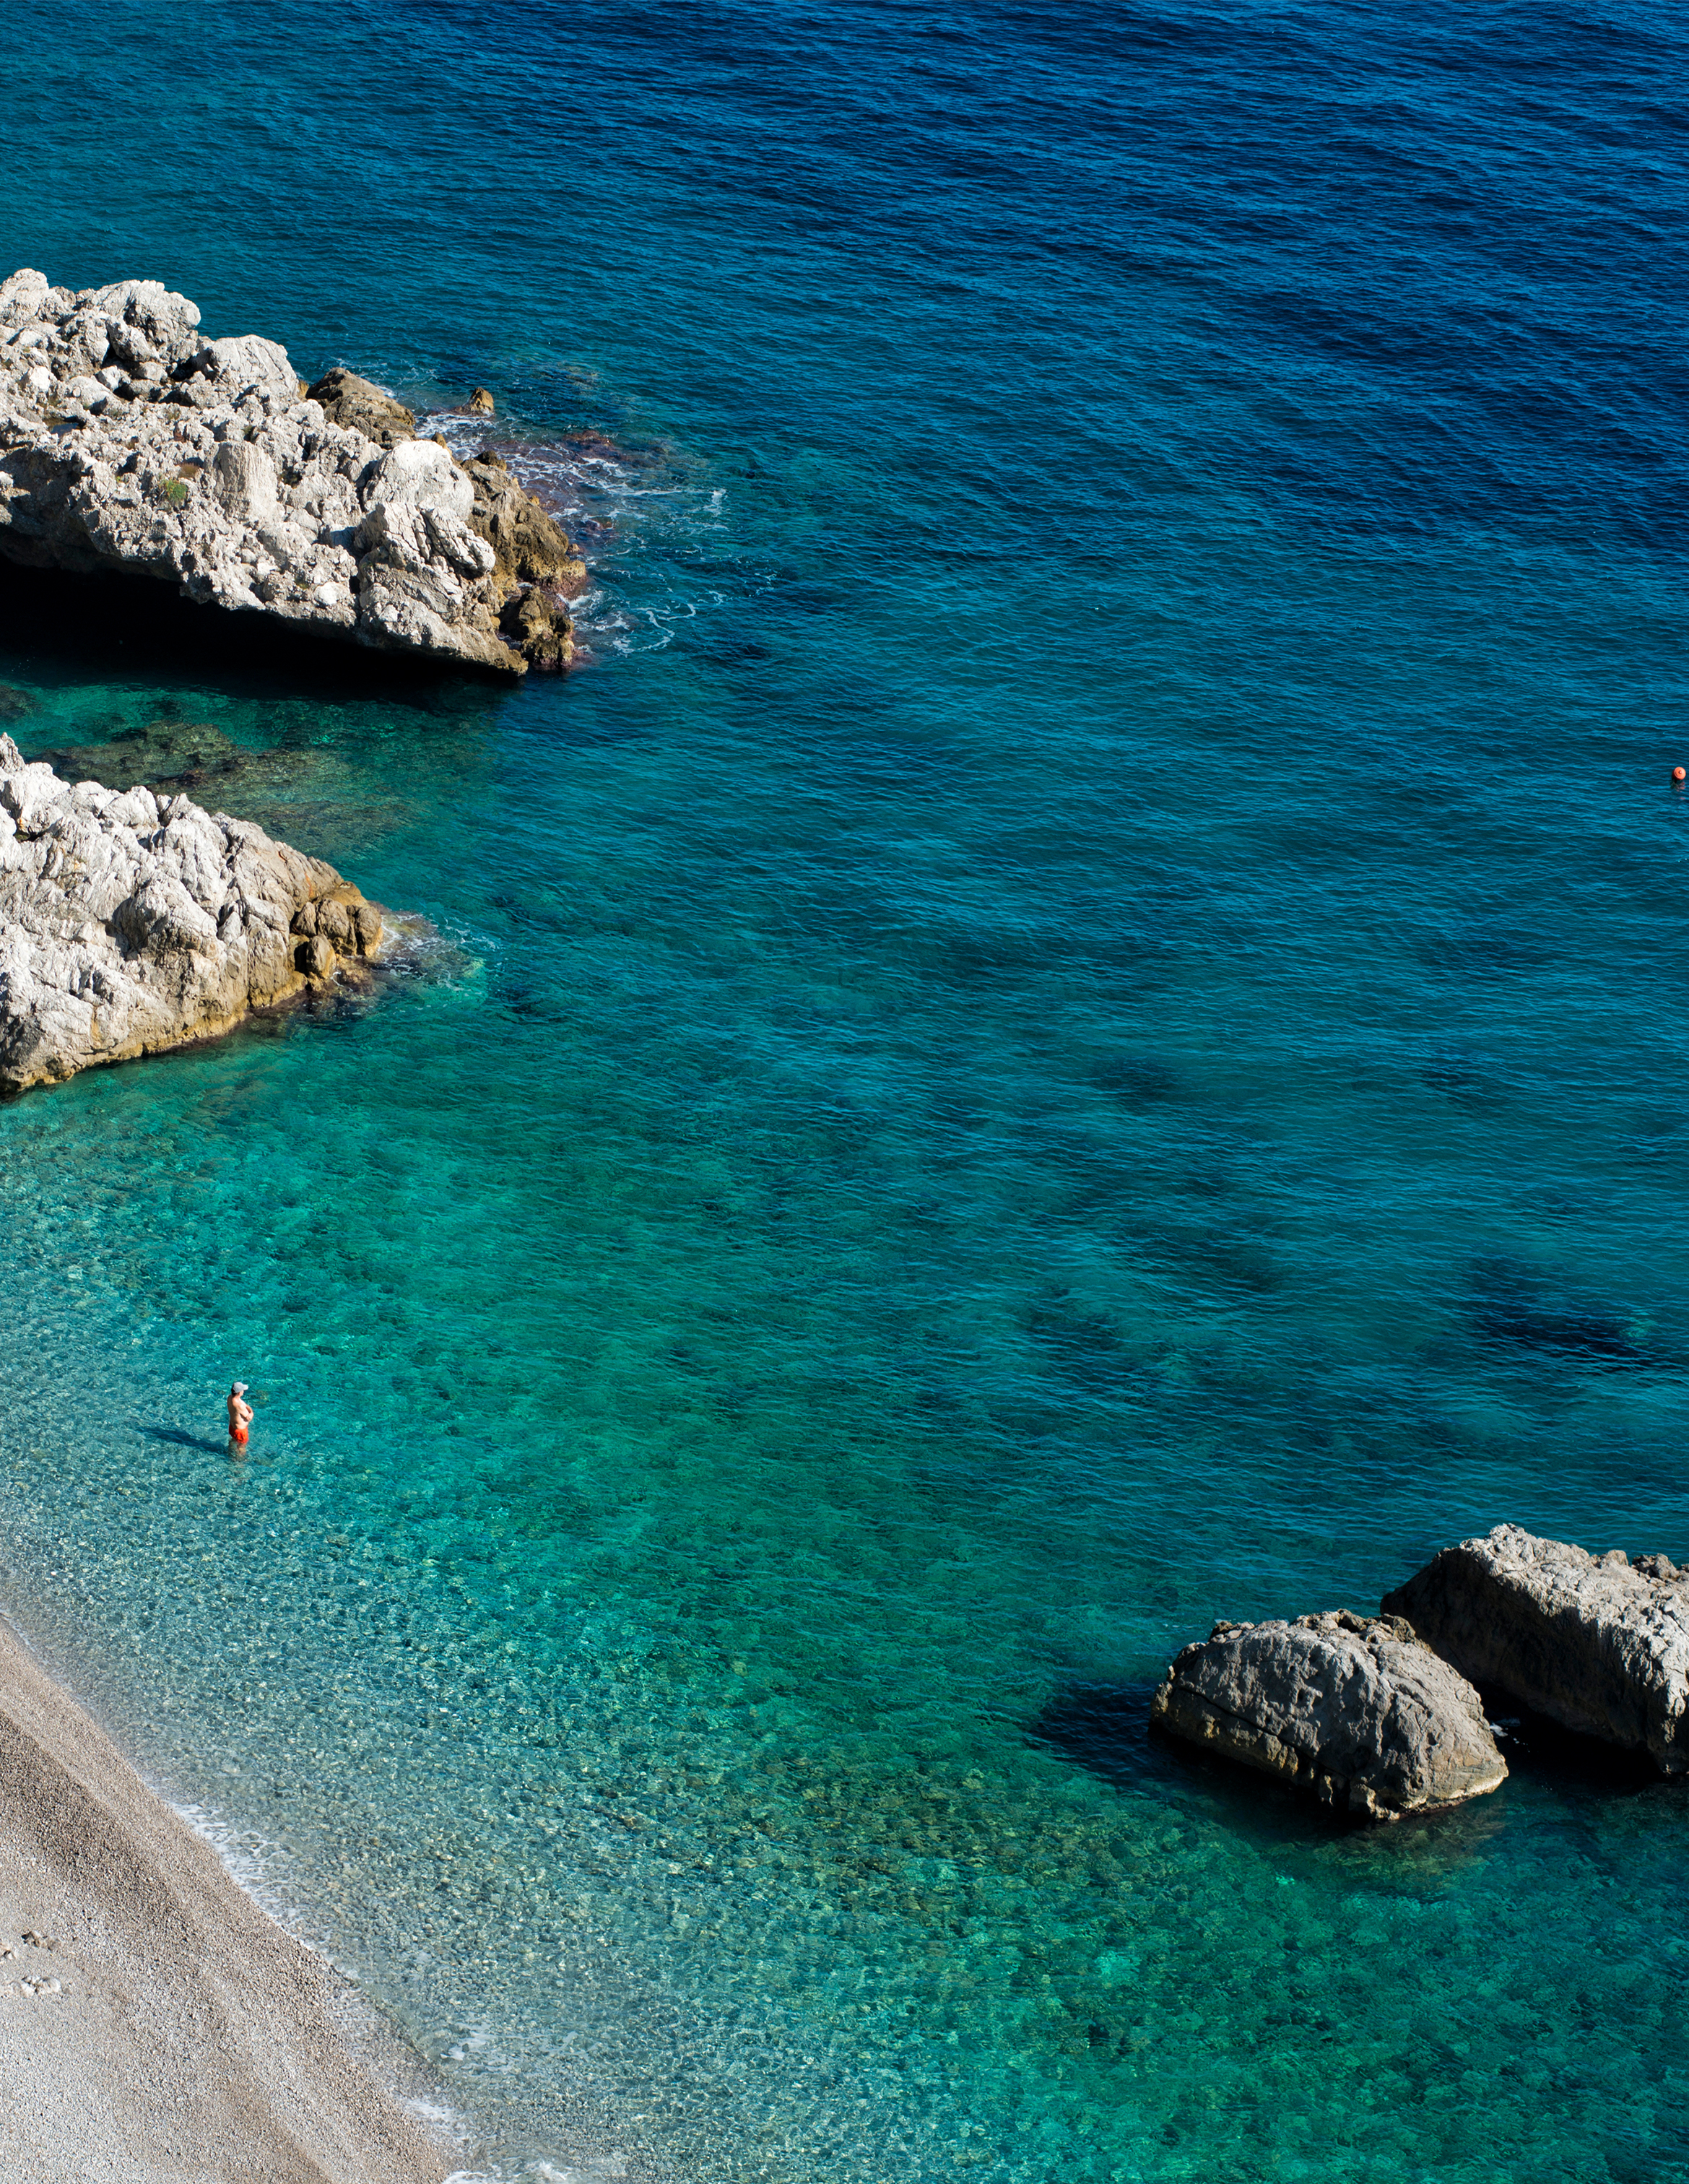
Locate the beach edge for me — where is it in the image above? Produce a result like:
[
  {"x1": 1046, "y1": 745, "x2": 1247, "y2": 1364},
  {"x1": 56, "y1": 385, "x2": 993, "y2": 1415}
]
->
[{"x1": 0, "y1": 1610, "x2": 456, "y2": 2183}]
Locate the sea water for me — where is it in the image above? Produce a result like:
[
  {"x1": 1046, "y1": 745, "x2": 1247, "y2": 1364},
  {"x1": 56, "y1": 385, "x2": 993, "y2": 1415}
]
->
[{"x1": 2, "y1": 0, "x2": 1688, "y2": 2177}]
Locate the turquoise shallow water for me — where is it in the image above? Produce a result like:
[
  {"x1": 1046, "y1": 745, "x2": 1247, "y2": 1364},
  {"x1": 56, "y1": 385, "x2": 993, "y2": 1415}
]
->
[{"x1": 4, "y1": 0, "x2": 1689, "y2": 2177}]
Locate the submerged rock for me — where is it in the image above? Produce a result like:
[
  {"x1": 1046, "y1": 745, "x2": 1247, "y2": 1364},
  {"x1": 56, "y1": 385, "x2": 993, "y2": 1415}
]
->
[
  {"x1": 0, "y1": 267, "x2": 579, "y2": 674},
  {"x1": 1152, "y1": 1609, "x2": 1507, "y2": 1820},
  {"x1": 0, "y1": 734, "x2": 381, "y2": 1091},
  {"x1": 28, "y1": 714, "x2": 311, "y2": 799},
  {"x1": 1382, "y1": 1524, "x2": 1689, "y2": 1774}
]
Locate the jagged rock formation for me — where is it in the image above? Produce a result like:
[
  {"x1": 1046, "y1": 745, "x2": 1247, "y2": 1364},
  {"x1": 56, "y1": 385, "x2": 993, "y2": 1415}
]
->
[
  {"x1": 464, "y1": 450, "x2": 584, "y2": 672},
  {"x1": 305, "y1": 365, "x2": 416, "y2": 449},
  {"x1": 1383, "y1": 1524, "x2": 1689, "y2": 1774},
  {"x1": 460, "y1": 451, "x2": 586, "y2": 593},
  {"x1": 0, "y1": 269, "x2": 579, "y2": 673},
  {"x1": 0, "y1": 734, "x2": 381, "y2": 1092},
  {"x1": 1152, "y1": 1609, "x2": 1507, "y2": 1820},
  {"x1": 499, "y1": 584, "x2": 573, "y2": 670}
]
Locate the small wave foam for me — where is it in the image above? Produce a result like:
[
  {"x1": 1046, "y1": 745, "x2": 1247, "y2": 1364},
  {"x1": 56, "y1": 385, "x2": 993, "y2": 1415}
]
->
[
  {"x1": 168, "y1": 1798, "x2": 330, "y2": 1956},
  {"x1": 372, "y1": 909, "x2": 480, "y2": 989},
  {"x1": 417, "y1": 412, "x2": 731, "y2": 659},
  {"x1": 443, "y1": 2162, "x2": 629, "y2": 2184}
]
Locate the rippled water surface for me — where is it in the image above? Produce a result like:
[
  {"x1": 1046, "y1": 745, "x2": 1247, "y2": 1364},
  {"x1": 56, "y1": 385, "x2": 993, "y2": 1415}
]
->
[{"x1": 3, "y1": 1, "x2": 1688, "y2": 2177}]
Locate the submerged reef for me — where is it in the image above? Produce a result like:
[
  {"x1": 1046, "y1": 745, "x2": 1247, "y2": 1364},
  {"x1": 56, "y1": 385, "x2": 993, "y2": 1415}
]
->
[{"x1": 0, "y1": 269, "x2": 581, "y2": 674}]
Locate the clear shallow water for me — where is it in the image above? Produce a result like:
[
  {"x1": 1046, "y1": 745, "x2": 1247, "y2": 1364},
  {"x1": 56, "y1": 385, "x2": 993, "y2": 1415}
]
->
[{"x1": 3, "y1": 1, "x2": 1689, "y2": 2178}]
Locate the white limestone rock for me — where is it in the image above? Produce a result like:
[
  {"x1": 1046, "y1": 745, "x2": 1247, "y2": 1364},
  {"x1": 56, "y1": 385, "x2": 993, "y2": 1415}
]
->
[
  {"x1": 1383, "y1": 1523, "x2": 1689, "y2": 1774},
  {"x1": 180, "y1": 334, "x2": 299, "y2": 405},
  {"x1": 1152, "y1": 1608, "x2": 1508, "y2": 1820},
  {"x1": 0, "y1": 266, "x2": 526, "y2": 672},
  {"x1": 0, "y1": 734, "x2": 383, "y2": 1092}
]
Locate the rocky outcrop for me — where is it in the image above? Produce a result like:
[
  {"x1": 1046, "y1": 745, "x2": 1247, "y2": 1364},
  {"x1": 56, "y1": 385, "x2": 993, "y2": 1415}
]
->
[
  {"x1": 1152, "y1": 1609, "x2": 1507, "y2": 1820},
  {"x1": 304, "y1": 365, "x2": 417, "y2": 449},
  {"x1": 1382, "y1": 1524, "x2": 1689, "y2": 1774},
  {"x1": 0, "y1": 269, "x2": 577, "y2": 674},
  {"x1": 0, "y1": 734, "x2": 381, "y2": 1091},
  {"x1": 461, "y1": 451, "x2": 586, "y2": 594},
  {"x1": 499, "y1": 584, "x2": 574, "y2": 671}
]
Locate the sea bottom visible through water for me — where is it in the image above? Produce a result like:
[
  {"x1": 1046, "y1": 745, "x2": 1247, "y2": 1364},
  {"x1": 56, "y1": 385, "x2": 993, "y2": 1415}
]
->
[
  {"x1": 0, "y1": 668, "x2": 1686, "y2": 2184},
  {"x1": 2, "y1": 0, "x2": 1689, "y2": 2159}
]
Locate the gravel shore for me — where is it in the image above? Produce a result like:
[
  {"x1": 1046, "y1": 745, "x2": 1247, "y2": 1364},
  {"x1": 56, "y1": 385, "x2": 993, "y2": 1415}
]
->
[{"x1": 0, "y1": 1613, "x2": 452, "y2": 2183}]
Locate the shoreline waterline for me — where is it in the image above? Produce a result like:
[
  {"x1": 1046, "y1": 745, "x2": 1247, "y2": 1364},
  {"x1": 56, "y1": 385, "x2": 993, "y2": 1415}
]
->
[
  {"x1": 0, "y1": 1598, "x2": 454, "y2": 2184},
  {"x1": 0, "y1": 1326, "x2": 986, "y2": 2184},
  {"x1": 0, "y1": 1424, "x2": 705, "y2": 2184}
]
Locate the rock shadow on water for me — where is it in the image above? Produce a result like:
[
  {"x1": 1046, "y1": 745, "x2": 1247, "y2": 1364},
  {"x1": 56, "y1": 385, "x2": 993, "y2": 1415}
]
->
[
  {"x1": 1030, "y1": 1678, "x2": 1497, "y2": 1862},
  {"x1": 0, "y1": 560, "x2": 516, "y2": 701},
  {"x1": 1030, "y1": 1679, "x2": 1186, "y2": 1795},
  {"x1": 1481, "y1": 1699, "x2": 1677, "y2": 1800},
  {"x1": 1031, "y1": 1678, "x2": 1371, "y2": 1836}
]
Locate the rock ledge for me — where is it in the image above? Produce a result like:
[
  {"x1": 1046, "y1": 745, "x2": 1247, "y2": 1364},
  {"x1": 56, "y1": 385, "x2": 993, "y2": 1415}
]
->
[{"x1": 0, "y1": 734, "x2": 381, "y2": 1091}]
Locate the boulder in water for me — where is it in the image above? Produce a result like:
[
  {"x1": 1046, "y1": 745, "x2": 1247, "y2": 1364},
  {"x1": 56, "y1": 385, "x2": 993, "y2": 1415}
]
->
[
  {"x1": 1382, "y1": 1524, "x2": 1689, "y2": 1774},
  {"x1": 1152, "y1": 1608, "x2": 1507, "y2": 1820}
]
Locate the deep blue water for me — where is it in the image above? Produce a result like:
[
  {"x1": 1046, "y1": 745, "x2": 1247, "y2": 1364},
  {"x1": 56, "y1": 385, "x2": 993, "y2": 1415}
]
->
[{"x1": 3, "y1": 1, "x2": 1688, "y2": 2177}]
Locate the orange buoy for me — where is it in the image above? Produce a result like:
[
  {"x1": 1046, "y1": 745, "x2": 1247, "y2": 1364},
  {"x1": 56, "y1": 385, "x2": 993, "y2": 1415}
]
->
[{"x1": 1675, "y1": 766, "x2": 1686, "y2": 784}]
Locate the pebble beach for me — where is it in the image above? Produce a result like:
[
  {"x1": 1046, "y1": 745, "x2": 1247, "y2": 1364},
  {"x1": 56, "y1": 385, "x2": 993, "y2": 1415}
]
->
[{"x1": 0, "y1": 1614, "x2": 448, "y2": 2183}]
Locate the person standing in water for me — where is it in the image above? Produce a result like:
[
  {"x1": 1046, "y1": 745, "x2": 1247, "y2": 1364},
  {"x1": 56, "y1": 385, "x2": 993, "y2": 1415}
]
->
[{"x1": 227, "y1": 1382, "x2": 253, "y2": 1451}]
